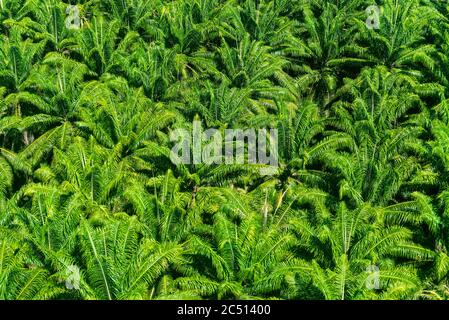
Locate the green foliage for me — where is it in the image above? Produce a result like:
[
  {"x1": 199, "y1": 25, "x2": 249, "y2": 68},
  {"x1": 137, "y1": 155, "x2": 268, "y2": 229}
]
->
[{"x1": 1, "y1": 0, "x2": 449, "y2": 300}]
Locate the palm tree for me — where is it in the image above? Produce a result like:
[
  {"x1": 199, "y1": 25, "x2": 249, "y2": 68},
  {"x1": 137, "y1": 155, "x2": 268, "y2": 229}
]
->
[
  {"x1": 287, "y1": 0, "x2": 367, "y2": 107},
  {"x1": 180, "y1": 190, "x2": 296, "y2": 299}
]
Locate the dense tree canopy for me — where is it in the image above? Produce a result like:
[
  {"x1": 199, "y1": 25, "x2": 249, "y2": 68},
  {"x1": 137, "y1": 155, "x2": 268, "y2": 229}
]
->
[{"x1": 1, "y1": 0, "x2": 449, "y2": 300}]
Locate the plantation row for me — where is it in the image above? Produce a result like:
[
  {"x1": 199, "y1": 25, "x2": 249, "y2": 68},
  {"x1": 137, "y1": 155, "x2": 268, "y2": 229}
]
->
[{"x1": 1, "y1": 0, "x2": 449, "y2": 299}]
